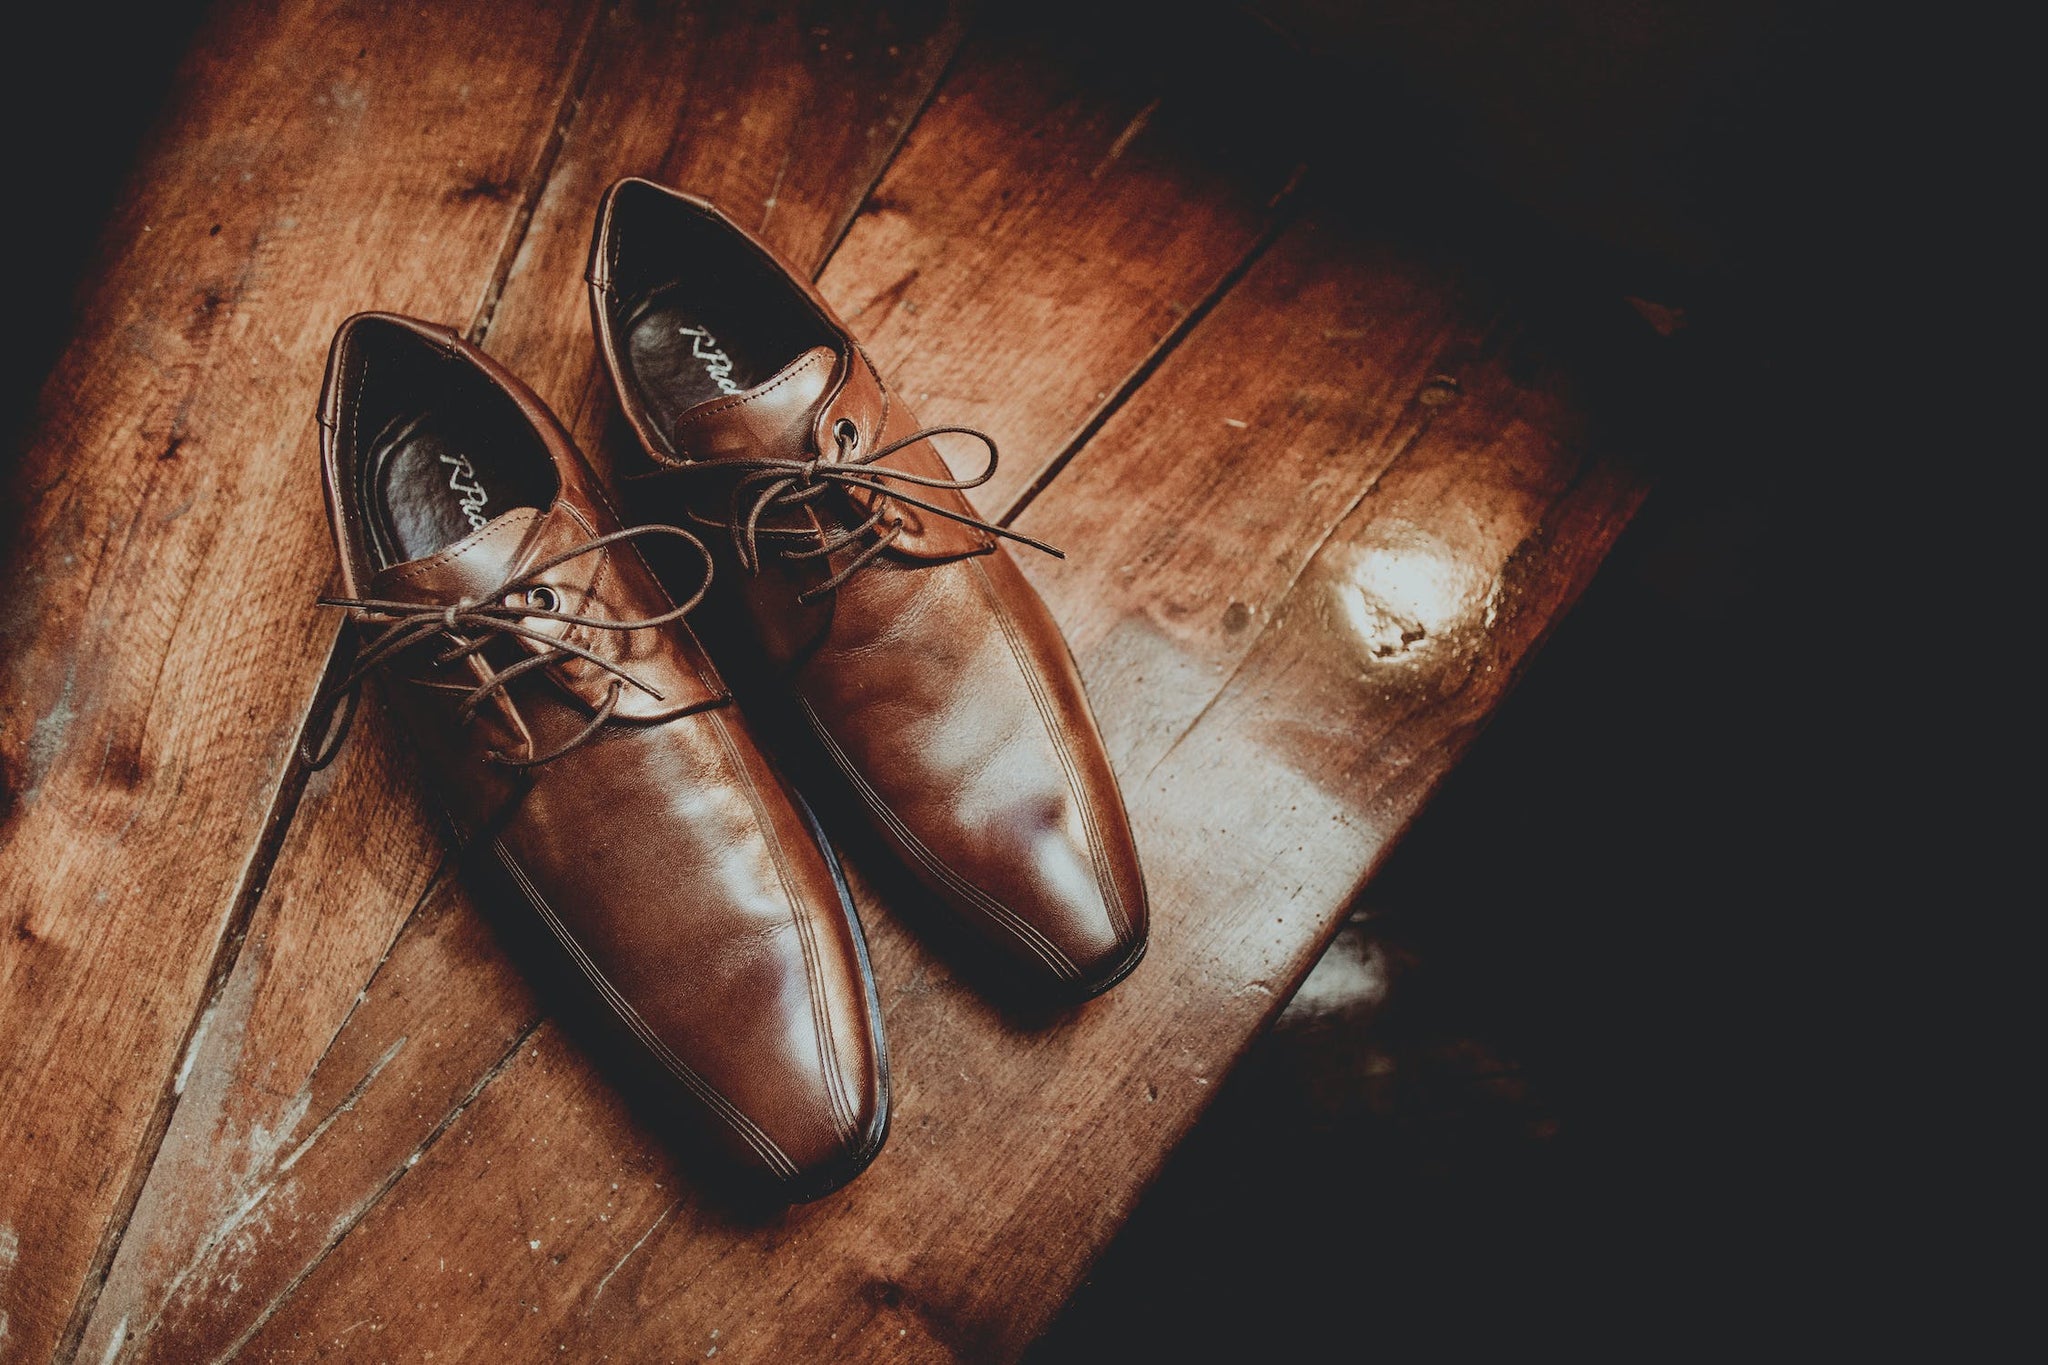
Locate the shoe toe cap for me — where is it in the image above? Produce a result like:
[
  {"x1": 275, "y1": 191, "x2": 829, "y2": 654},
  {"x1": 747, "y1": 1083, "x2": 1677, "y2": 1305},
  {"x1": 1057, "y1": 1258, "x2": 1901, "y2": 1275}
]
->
[
  {"x1": 674, "y1": 939, "x2": 890, "y2": 1200},
  {"x1": 967, "y1": 791, "x2": 1148, "y2": 996}
]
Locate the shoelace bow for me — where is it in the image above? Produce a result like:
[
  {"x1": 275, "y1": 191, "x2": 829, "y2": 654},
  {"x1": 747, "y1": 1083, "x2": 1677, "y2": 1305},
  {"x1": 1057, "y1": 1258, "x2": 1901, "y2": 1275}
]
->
[
  {"x1": 299, "y1": 523, "x2": 711, "y2": 771},
  {"x1": 663, "y1": 423, "x2": 1062, "y2": 603}
]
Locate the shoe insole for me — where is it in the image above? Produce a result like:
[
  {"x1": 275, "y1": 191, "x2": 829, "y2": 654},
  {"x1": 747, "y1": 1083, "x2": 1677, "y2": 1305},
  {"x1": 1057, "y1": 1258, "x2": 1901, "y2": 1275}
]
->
[
  {"x1": 369, "y1": 408, "x2": 553, "y2": 566},
  {"x1": 624, "y1": 285, "x2": 809, "y2": 447}
]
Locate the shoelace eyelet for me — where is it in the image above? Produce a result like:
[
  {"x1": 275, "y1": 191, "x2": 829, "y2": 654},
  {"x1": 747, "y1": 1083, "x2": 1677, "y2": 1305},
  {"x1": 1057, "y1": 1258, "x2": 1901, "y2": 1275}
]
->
[
  {"x1": 302, "y1": 523, "x2": 711, "y2": 772},
  {"x1": 694, "y1": 421, "x2": 1062, "y2": 603}
]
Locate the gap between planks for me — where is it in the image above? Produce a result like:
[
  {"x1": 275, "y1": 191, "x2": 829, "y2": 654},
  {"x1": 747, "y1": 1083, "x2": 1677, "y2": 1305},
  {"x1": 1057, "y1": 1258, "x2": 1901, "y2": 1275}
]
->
[
  {"x1": 207, "y1": 1019, "x2": 547, "y2": 1365},
  {"x1": 463, "y1": 0, "x2": 615, "y2": 347},
  {"x1": 997, "y1": 162, "x2": 1309, "y2": 529},
  {"x1": 1133, "y1": 301, "x2": 1511, "y2": 785},
  {"x1": 808, "y1": 32, "x2": 973, "y2": 282},
  {"x1": 51, "y1": 628, "x2": 375, "y2": 1363}
]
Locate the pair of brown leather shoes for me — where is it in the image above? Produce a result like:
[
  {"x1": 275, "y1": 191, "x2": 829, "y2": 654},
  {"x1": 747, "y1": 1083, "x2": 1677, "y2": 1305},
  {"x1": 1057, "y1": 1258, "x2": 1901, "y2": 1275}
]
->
[{"x1": 308, "y1": 179, "x2": 1147, "y2": 1199}]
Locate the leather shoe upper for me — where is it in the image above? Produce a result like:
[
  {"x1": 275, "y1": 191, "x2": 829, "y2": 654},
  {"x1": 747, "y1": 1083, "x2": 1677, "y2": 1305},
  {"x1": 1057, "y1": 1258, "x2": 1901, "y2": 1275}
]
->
[
  {"x1": 314, "y1": 312, "x2": 888, "y2": 1196},
  {"x1": 586, "y1": 181, "x2": 1148, "y2": 995}
]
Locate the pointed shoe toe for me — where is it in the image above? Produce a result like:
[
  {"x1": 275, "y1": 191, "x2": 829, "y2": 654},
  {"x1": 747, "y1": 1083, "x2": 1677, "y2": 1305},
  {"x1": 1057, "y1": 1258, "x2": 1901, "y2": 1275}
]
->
[
  {"x1": 313, "y1": 312, "x2": 889, "y2": 1198},
  {"x1": 587, "y1": 182, "x2": 1151, "y2": 1000}
]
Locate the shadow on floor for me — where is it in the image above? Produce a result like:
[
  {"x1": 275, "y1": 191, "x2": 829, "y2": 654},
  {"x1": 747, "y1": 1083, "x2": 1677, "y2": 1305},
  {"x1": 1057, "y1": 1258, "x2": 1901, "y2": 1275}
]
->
[{"x1": 1029, "y1": 316, "x2": 1827, "y2": 1355}]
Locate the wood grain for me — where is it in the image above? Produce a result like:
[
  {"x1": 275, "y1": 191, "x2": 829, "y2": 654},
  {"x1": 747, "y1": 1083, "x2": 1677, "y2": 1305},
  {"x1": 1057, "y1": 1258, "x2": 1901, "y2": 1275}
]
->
[
  {"x1": 227, "y1": 208, "x2": 1644, "y2": 1363},
  {"x1": 484, "y1": 0, "x2": 968, "y2": 457},
  {"x1": 73, "y1": 713, "x2": 461, "y2": 1365},
  {"x1": 66, "y1": 5, "x2": 969, "y2": 1361},
  {"x1": 816, "y1": 11, "x2": 1306, "y2": 511},
  {"x1": 0, "y1": 2, "x2": 602, "y2": 1359},
  {"x1": 1001, "y1": 217, "x2": 1493, "y2": 776},
  {"x1": 91, "y1": 872, "x2": 542, "y2": 1364}
]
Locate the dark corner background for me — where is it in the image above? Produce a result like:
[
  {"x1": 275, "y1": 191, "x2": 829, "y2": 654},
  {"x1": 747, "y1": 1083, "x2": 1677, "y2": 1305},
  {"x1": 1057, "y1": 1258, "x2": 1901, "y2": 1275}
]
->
[{"x1": 8, "y1": 0, "x2": 1932, "y2": 1356}]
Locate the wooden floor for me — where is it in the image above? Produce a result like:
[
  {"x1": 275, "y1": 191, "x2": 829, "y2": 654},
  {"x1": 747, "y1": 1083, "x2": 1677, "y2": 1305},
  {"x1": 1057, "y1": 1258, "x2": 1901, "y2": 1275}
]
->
[{"x1": 0, "y1": 3, "x2": 1646, "y2": 1360}]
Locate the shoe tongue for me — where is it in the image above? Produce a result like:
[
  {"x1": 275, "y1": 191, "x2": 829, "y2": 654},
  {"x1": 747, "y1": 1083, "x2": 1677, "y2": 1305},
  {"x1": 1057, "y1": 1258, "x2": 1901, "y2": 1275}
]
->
[
  {"x1": 368, "y1": 507, "x2": 548, "y2": 605},
  {"x1": 666, "y1": 345, "x2": 838, "y2": 464}
]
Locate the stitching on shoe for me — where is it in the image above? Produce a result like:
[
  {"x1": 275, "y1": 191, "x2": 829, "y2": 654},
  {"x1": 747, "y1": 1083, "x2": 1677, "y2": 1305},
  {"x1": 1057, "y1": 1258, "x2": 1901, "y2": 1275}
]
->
[
  {"x1": 969, "y1": 556, "x2": 1132, "y2": 942},
  {"x1": 704, "y1": 705, "x2": 859, "y2": 1141},
  {"x1": 384, "y1": 513, "x2": 536, "y2": 587},
  {"x1": 797, "y1": 698, "x2": 1080, "y2": 981},
  {"x1": 347, "y1": 341, "x2": 370, "y2": 554},
  {"x1": 672, "y1": 350, "x2": 830, "y2": 443},
  {"x1": 493, "y1": 839, "x2": 799, "y2": 1181}
]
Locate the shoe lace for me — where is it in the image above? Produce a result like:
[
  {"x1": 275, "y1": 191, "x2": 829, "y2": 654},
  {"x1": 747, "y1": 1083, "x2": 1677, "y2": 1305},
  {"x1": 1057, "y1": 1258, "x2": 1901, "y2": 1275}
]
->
[
  {"x1": 672, "y1": 423, "x2": 1062, "y2": 604},
  {"x1": 299, "y1": 523, "x2": 711, "y2": 771}
]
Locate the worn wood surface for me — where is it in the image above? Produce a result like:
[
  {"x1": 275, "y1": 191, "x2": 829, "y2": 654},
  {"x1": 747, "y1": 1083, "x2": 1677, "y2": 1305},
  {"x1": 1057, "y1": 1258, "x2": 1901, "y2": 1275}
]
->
[
  {"x1": 0, "y1": 3, "x2": 1648, "y2": 1361},
  {"x1": 816, "y1": 11, "x2": 1306, "y2": 509}
]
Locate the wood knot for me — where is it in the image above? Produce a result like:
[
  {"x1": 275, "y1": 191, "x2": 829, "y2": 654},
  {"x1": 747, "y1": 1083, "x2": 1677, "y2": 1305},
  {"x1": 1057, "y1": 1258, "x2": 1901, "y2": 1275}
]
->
[{"x1": 1417, "y1": 375, "x2": 1461, "y2": 407}]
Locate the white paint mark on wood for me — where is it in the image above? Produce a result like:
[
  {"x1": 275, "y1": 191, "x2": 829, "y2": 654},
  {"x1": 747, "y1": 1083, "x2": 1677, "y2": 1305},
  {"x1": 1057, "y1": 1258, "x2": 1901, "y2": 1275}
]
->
[
  {"x1": 588, "y1": 1202, "x2": 675, "y2": 1309},
  {"x1": 174, "y1": 1006, "x2": 216, "y2": 1095},
  {"x1": 96, "y1": 1316, "x2": 129, "y2": 1365},
  {"x1": 116, "y1": 1037, "x2": 408, "y2": 1360},
  {"x1": 1090, "y1": 96, "x2": 1162, "y2": 180}
]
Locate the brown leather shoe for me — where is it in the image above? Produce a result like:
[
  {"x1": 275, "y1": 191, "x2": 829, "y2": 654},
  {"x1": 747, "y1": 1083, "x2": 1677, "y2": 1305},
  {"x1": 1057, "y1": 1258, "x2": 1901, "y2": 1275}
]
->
[
  {"x1": 309, "y1": 312, "x2": 888, "y2": 1199},
  {"x1": 586, "y1": 180, "x2": 1148, "y2": 997}
]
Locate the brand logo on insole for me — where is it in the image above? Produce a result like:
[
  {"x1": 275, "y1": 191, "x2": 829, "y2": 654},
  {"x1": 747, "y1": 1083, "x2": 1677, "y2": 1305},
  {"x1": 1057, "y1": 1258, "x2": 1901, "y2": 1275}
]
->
[
  {"x1": 677, "y1": 324, "x2": 745, "y2": 397},
  {"x1": 438, "y1": 452, "x2": 491, "y2": 530}
]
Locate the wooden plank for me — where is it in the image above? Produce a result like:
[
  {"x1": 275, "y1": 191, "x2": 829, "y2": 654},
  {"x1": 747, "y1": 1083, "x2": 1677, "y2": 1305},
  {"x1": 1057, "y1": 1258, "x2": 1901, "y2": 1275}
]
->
[
  {"x1": 226, "y1": 209, "x2": 1644, "y2": 1361},
  {"x1": 71, "y1": 736, "x2": 501, "y2": 1365},
  {"x1": 91, "y1": 872, "x2": 541, "y2": 1365},
  {"x1": 0, "y1": 2, "x2": 604, "y2": 1359},
  {"x1": 815, "y1": 10, "x2": 1306, "y2": 510},
  {"x1": 1002, "y1": 219, "x2": 1487, "y2": 775},
  {"x1": 484, "y1": 0, "x2": 969, "y2": 458},
  {"x1": 71, "y1": 5, "x2": 969, "y2": 1361}
]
